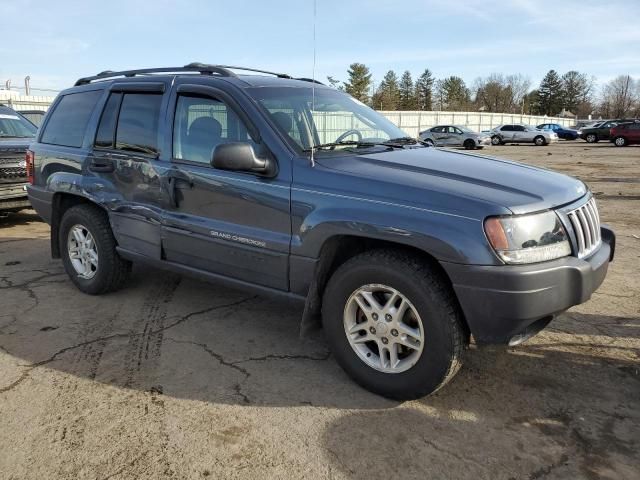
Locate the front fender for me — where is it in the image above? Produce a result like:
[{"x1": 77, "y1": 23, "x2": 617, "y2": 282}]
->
[{"x1": 291, "y1": 197, "x2": 499, "y2": 265}]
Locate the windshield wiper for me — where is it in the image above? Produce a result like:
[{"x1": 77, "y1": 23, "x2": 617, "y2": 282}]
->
[
  {"x1": 0, "y1": 134, "x2": 33, "y2": 138},
  {"x1": 303, "y1": 140, "x2": 407, "y2": 152}
]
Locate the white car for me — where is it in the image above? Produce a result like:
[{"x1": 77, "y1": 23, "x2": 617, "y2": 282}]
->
[{"x1": 490, "y1": 124, "x2": 558, "y2": 146}]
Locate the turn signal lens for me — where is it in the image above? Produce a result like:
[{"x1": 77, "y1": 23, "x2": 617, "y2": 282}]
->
[{"x1": 484, "y1": 217, "x2": 509, "y2": 250}]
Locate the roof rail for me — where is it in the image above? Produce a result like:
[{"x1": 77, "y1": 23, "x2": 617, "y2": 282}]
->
[
  {"x1": 74, "y1": 63, "x2": 296, "y2": 86},
  {"x1": 74, "y1": 63, "x2": 236, "y2": 86},
  {"x1": 295, "y1": 77, "x2": 325, "y2": 85}
]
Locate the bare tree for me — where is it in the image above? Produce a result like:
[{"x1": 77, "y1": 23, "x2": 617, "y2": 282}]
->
[{"x1": 599, "y1": 75, "x2": 639, "y2": 117}]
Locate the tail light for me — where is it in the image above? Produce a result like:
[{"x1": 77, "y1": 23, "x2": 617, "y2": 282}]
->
[{"x1": 25, "y1": 150, "x2": 35, "y2": 184}]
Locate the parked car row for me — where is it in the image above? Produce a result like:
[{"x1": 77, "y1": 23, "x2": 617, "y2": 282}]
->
[{"x1": 577, "y1": 118, "x2": 640, "y2": 145}]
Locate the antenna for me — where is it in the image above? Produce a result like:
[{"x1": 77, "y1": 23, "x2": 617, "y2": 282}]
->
[{"x1": 310, "y1": 0, "x2": 317, "y2": 167}]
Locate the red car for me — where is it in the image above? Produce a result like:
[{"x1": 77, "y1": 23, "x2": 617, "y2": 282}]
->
[{"x1": 611, "y1": 122, "x2": 640, "y2": 146}]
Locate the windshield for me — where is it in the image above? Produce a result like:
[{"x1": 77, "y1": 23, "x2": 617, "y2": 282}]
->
[
  {"x1": 0, "y1": 111, "x2": 37, "y2": 138},
  {"x1": 247, "y1": 86, "x2": 408, "y2": 152},
  {"x1": 456, "y1": 125, "x2": 475, "y2": 133}
]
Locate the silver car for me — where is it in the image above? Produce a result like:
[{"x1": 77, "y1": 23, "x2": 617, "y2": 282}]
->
[
  {"x1": 419, "y1": 125, "x2": 492, "y2": 150},
  {"x1": 490, "y1": 124, "x2": 558, "y2": 146}
]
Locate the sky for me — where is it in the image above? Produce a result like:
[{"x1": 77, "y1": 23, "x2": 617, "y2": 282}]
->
[{"x1": 1, "y1": 0, "x2": 639, "y2": 95}]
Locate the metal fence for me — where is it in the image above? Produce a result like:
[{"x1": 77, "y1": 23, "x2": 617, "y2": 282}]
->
[
  {"x1": 378, "y1": 111, "x2": 574, "y2": 138},
  {"x1": 0, "y1": 92, "x2": 56, "y2": 112}
]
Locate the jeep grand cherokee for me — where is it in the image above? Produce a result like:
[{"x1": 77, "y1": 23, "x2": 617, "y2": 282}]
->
[{"x1": 27, "y1": 64, "x2": 615, "y2": 399}]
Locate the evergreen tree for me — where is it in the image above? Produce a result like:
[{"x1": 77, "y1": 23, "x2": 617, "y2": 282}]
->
[
  {"x1": 560, "y1": 71, "x2": 592, "y2": 114},
  {"x1": 415, "y1": 69, "x2": 434, "y2": 110},
  {"x1": 372, "y1": 70, "x2": 400, "y2": 110},
  {"x1": 398, "y1": 71, "x2": 416, "y2": 110},
  {"x1": 326, "y1": 76, "x2": 342, "y2": 90},
  {"x1": 537, "y1": 70, "x2": 563, "y2": 115},
  {"x1": 440, "y1": 76, "x2": 470, "y2": 111},
  {"x1": 343, "y1": 63, "x2": 372, "y2": 103}
]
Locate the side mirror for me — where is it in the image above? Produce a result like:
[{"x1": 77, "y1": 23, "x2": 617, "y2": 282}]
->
[{"x1": 211, "y1": 143, "x2": 272, "y2": 175}]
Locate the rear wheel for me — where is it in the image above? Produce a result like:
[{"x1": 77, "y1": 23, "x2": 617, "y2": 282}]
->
[
  {"x1": 463, "y1": 139, "x2": 475, "y2": 150},
  {"x1": 322, "y1": 250, "x2": 465, "y2": 400},
  {"x1": 614, "y1": 136, "x2": 627, "y2": 147},
  {"x1": 534, "y1": 135, "x2": 546, "y2": 146},
  {"x1": 60, "y1": 204, "x2": 131, "y2": 295},
  {"x1": 586, "y1": 133, "x2": 598, "y2": 143}
]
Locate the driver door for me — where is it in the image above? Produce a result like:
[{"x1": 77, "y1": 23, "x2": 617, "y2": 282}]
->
[{"x1": 161, "y1": 82, "x2": 292, "y2": 290}]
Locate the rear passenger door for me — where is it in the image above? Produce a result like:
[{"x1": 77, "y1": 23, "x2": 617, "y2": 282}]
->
[
  {"x1": 89, "y1": 82, "x2": 169, "y2": 259},
  {"x1": 160, "y1": 82, "x2": 291, "y2": 290}
]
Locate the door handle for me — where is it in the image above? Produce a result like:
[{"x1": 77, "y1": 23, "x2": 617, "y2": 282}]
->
[{"x1": 89, "y1": 156, "x2": 115, "y2": 173}]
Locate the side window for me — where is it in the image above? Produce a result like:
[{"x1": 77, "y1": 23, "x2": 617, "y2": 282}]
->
[
  {"x1": 41, "y1": 90, "x2": 102, "y2": 147},
  {"x1": 173, "y1": 95, "x2": 257, "y2": 164},
  {"x1": 513, "y1": 125, "x2": 526, "y2": 132},
  {"x1": 431, "y1": 126, "x2": 442, "y2": 133},
  {"x1": 453, "y1": 127, "x2": 463, "y2": 134},
  {"x1": 501, "y1": 125, "x2": 513, "y2": 132},
  {"x1": 95, "y1": 93, "x2": 122, "y2": 148},
  {"x1": 93, "y1": 92, "x2": 162, "y2": 155},
  {"x1": 116, "y1": 94, "x2": 162, "y2": 155}
]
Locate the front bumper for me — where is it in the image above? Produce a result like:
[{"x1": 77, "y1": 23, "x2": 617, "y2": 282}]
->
[
  {"x1": 440, "y1": 226, "x2": 615, "y2": 344},
  {"x1": 0, "y1": 182, "x2": 30, "y2": 210},
  {"x1": 477, "y1": 137, "x2": 492, "y2": 146}
]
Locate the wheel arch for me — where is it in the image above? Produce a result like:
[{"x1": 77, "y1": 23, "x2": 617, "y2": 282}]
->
[
  {"x1": 50, "y1": 192, "x2": 107, "y2": 258},
  {"x1": 300, "y1": 234, "x2": 471, "y2": 342}
]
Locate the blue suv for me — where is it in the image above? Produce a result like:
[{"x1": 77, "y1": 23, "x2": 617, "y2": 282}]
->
[
  {"x1": 537, "y1": 123, "x2": 579, "y2": 140},
  {"x1": 26, "y1": 64, "x2": 615, "y2": 399}
]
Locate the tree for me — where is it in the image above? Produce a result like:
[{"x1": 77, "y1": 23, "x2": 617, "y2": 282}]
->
[
  {"x1": 438, "y1": 76, "x2": 470, "y2": 111},
  {"x1": 372, "y1": 70, "x2": 400, "y2": 110},
  {"x1": 474, "y1": 74, "x2": 531, "y2": 113},
  {"x1": 398, "y1": 71, "x2": 417, "y2": 110},
  {"x1": 415, "y1": 69, "x2": 434, "y2": 110},
  {"x1": 561, "y1": 71, "x2": 594, "y2": 116},
  {"x1": 343, "y1": 63, "x2": 372, "y2": 103},
  {"x1": 537, "y1": 70, "x2": 563, "y2": 115},
  {"x1": 599, "y1": 75, "x2": 639, "y2": 117}
]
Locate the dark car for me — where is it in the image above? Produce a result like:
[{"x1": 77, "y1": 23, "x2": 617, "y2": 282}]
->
[
  {"x1": 0, "y1": 105, "x2": 37, "y2": 212},
  {"x1": 610, "y1": 121, "x2": 640, "y2": 146},
  {"x1": 26, "y1": 64, "x2": 615, "y2": 399},
  {"x1": 537, "y1": 123, "x2": 579, "y2": 140},
  {"x1": 578, "y1": 119, "x2": 635, "y2": 143}
]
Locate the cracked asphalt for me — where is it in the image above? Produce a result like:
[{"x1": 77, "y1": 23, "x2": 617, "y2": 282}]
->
[{"x1": 1, "y1": 142, "x2": 638, "y2": 479}]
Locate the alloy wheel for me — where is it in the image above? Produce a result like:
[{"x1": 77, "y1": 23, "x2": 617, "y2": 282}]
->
[
  {"x1": 67, "y1": 224, "x2": 99, "y2": 279},
  {"x1": 343, "y1": 284, "x2": 425, "y2": 373}
]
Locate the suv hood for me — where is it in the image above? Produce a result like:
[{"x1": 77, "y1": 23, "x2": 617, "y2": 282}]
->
[
  {"x1": 317, "y1": 147, "x2": 587, "y2": 216},
  {"x1": 0, "y1": 137, "x2": 32, "y2": 150}
]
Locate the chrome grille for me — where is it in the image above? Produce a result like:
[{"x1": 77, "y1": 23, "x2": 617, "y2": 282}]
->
[{"x1": 567, "y1": 197, "x2": 601, "y2": 258}]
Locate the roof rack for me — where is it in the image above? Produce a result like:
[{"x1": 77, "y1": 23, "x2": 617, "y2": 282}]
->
[{"x1": 74, "y1": 62, "x2": 297, "y2": 86}]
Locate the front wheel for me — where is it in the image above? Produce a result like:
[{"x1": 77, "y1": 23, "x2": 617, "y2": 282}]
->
[
  {"x1": 614, "y1": 136, "x2": 627, "y2": 147},
  {"x1": 534, "y1": 135, "x2": 547, "y2": 146},
  {"x1": 60, "y1": 204, "x2": 132, "y2": 295},
  {"x1": 463, "y1": 139, "x2": 476, "y2": 150},
  {"x1": 322, "y1": 250, "x2": 466, "y2": 400},
  {"x1": 491, "y1": 135, "x2": 503, "y2": 145},
  {"x1": 586, "y1": 133, "x2": 598, "y2": 143}
]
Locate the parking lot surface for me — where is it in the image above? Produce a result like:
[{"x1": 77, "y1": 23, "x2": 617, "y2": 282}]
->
[{"x1": 1, "y1": 142, "x2": 638, "y2": 479}]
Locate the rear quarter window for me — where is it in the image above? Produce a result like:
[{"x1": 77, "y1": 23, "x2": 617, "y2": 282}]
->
[{"x1": 40, "y1": 90, "x2": 102, "y2": 147}]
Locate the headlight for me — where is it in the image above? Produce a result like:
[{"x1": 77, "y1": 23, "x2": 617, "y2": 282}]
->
[{"x1": 484, "y1": 211, "x2": 571, "y2": 264}]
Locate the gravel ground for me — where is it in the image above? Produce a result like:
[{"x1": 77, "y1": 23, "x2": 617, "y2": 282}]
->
[{"x1": 0, "y1": 141, "x2": 638, "y2": 480}]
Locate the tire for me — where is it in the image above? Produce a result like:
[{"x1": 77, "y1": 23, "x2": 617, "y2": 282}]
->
[
  {"x1": 491, "y1": 135, "x2": 503, "y2": 146},
  {"x1": 322, "y1": 250, "x2": 465, "y2": 400},
  {"x1": 425, "y1": 138, "x2": 435, "y2": 147},
  {"x1": 614, "y1": 136, "x2": 627, "y2": 147},
  {"x1": 59, "y1": 204, "x2": 132, "y2": 295},
  {"x1": 586, "y1": 133, "x2": 598, "y2": 143},
  {"x1": 534, "y1": 135, "x2": 546, "y2": 146},
  {"x1": 463, "y1": 139, "x2": 475, "y2": 150}
]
